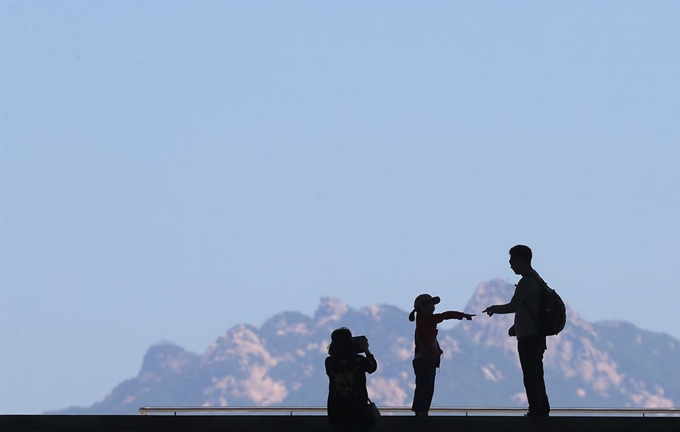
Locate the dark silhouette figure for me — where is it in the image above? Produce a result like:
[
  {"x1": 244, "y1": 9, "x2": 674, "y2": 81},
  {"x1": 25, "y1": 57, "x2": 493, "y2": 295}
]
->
[
  {"x1": 409, "y1": 294, "x2": 474, "y2": 417},
  {"x1": 483, "y1": 245, "x2": 551, "y2": 417},
  {"x1": 325, "y1": 327, "x2": 378, "y2": 429}
]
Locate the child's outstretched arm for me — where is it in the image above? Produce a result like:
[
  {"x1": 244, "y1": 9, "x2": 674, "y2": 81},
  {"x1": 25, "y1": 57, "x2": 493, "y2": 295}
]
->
[{"x1": 435, "y1": 311, "x2": 475, "y2": 322}]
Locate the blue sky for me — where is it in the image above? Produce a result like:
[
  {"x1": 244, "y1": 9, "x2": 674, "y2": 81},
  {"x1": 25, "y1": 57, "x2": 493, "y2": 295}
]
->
[{"x1": 0, "y1": 0, "x2": 678, "y2": 414}]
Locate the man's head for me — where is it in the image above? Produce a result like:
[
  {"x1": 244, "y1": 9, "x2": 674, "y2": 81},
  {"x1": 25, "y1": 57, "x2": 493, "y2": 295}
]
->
[{"x1": 509, "y1": 244, "x2": 533, "y2": 275}]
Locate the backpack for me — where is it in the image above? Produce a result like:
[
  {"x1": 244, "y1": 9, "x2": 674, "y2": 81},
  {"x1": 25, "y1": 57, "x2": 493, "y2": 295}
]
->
[{"x1": 526, "y1": 276, "x2": 567, "y2": 336}]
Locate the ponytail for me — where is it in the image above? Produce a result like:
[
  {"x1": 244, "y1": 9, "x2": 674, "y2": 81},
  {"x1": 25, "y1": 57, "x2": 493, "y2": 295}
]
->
[{"x1": 408, "y1": 309, "x2": 416, "y2": 322}]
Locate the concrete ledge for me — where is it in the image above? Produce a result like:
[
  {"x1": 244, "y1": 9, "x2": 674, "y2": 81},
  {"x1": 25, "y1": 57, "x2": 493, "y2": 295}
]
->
[{"x1": 1, "y1": 414, "x2": 679, "y2": 432}]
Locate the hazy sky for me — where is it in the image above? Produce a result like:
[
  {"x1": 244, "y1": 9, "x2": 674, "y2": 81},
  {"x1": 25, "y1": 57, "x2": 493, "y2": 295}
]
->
[{"x1": 1, "y1": 0, "x2": 678, "y2": 414}]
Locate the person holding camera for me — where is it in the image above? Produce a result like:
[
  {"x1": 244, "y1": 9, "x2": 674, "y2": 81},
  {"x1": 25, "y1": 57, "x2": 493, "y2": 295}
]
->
[
  {"x1": 409, "y1": 294, "x2": 474, "y2": 417},
  {"x1": 325, "y1": 327, "x2": 378, "y2": 428}
]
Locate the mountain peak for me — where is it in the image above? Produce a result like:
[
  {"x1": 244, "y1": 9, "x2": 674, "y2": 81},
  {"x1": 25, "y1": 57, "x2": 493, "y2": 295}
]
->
[
  {"x1": 139, "y1": 341, "x2": 199, "y2": 377},
  {"x1": 464, "y1": 279, "x2": 515, "y2": 313},
  {"x1": 314, "y1": 296, "x2": 349, "y2": 324},
  {"x1": 202, "y1": 324, "x2": 274, "y2": 367}
]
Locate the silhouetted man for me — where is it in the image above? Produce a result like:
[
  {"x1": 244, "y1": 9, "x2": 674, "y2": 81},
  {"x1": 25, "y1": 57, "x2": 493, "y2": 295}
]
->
[{"x1": 483, "y1": 245, "x2": 550, "y2": 417}]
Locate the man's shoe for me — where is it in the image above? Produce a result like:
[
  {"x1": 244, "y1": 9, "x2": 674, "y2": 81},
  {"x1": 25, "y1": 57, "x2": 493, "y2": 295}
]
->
[{"x1": 524, "y1": 412, "x2": 549, "y2": 417}]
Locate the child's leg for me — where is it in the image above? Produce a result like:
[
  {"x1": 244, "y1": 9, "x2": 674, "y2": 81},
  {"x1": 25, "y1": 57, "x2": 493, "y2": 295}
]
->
[
  {"x1": 412, "y1": 358, "x2": 436, "y2": 414},
  {"x1": 427, "y1": 362, "x2": 436, "y2": 410}
]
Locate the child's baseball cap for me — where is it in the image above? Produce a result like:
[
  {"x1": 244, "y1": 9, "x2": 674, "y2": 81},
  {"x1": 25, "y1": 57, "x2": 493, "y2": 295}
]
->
[{"x1": 413, "y1": 293, "x2": 440, "y2": 309}]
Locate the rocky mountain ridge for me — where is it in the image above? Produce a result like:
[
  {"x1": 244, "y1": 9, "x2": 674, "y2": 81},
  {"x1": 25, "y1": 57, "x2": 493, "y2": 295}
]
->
[{"x1": 54, "y1": 279, "x2": 679, "y2": 414}]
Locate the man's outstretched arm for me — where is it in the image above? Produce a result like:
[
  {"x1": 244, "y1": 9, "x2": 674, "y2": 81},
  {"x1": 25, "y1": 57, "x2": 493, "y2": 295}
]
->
[{"x1": 483, "y1": 279, "x2": 531, "y2": 316}]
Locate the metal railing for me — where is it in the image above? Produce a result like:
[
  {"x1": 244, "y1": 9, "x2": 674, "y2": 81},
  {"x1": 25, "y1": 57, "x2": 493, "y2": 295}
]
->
[{"x1": 139, "y1": 406, "x2": 680, "y2": 417}]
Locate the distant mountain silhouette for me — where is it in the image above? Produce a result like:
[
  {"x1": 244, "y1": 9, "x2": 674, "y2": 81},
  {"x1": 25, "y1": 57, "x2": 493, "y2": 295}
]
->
[{"x1": 52, "y1": 280, "x2": 680, "y2": 414}]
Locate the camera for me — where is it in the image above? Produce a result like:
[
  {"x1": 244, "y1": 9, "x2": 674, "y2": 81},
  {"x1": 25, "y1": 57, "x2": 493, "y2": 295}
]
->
[{"x1": 352, "y1": 336, "x2": 368, "y2": 353}]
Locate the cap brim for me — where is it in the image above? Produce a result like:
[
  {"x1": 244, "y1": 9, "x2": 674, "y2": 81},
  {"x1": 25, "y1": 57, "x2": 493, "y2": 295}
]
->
[{"x1": 414, "y1": 294, "x2": 442, "y2": 309}]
